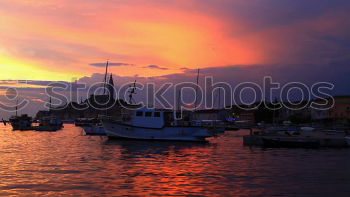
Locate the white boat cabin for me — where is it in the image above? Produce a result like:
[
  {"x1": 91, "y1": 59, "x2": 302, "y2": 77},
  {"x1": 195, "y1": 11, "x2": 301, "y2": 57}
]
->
[{"x1": 123, "y1": 107, "x2": 168, "y2": 129}]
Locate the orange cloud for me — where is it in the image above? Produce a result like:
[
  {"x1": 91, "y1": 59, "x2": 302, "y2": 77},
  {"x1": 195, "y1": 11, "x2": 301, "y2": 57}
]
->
[
  {"x1": 0, "y1": 1, "x2": 269, "y2": 80},
  {"x1": 2, "y1": 0, "x2": 347, "y2": 80}
]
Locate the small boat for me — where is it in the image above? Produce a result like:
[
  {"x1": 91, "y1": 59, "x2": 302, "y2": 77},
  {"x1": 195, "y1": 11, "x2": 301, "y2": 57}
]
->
[
  {"x1": 83, "y1": 124, "x2": 105, "y2": 136},
  {"x1": 34, "y1": 116, "x2": 63, "y2": 131},
  {"x1": 262, "y1": 137, "x2": 320, "y2": 148},
  {"x1": 102, "y1": 107, "x2": 216, "y2": 142},
  {"x1": 9, "y1": 114, "x2": 33, "y2": 130}
]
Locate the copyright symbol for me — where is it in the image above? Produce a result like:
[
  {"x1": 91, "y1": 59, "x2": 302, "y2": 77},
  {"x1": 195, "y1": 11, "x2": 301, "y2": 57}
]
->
[{"x1": 5, "y1": 88, "x2": 18, "y2": 100}]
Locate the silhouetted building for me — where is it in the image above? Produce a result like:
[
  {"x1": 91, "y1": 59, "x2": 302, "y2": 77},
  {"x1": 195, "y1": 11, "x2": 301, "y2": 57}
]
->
[
  {"x1": 311, "y1": 96, "x2": 350, "y2": 125},
  {"x1": 36, "y1": 74, "x2": 128, "y2": 120}
]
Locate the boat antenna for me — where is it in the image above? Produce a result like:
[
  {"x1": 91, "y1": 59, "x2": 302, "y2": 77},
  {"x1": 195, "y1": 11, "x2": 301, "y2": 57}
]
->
[
  {"x1": 128, "y1": 80, "x2": 137, "y2": 104},
  {"x1": 194, "y1": 68, "x2": 200, "y2": 110},
  {"x1": 15, "y1": 100, "x2": 18, "y2": 116},
  {"x1": 103, "y1": 60, "x2": 109, "y2": 95},
  {"x1": 218, "y1": 88, "x2": 221, "y2": 109}
]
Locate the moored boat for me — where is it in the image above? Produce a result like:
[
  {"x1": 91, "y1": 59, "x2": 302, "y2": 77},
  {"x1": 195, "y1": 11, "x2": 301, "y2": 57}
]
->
[
  {"x1": 102, "y1": 107, "x2": 216, "y2": 142},
  {"x1": 9, "y1": 114, "x2": 33, "y2": 130},
  {"x1": 34, "y1": 116, "x2": 63, "y2": 131}
]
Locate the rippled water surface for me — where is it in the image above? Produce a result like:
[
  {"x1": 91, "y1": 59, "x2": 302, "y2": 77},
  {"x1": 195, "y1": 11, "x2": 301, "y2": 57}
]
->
[{"x1": 1, "y1": 124, "x2": 350, "y2": 196}]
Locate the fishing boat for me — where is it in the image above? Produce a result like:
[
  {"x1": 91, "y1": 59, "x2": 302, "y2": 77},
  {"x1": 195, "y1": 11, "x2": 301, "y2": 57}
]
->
[
  {"x1": 34, "y1": 116, "x2": 63, "y2": 131},
  {"x1": 102, "y1": 107, "x2": 215, "y2": 142},
  {"x1": 8, "y1": 100, "x2": 33, "y2": 130},
  {"x1": 33, "y1": 97, "x2": 63, "y2": 131},
  {"x1": 9, "y1": 114, "x2": 33, "y2": 130}
]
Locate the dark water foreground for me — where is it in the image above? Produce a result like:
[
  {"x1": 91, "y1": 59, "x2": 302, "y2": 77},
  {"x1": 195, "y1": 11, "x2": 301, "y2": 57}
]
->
[{"x1": 1, "y1": 124, "x2": 350, "y2": 196}]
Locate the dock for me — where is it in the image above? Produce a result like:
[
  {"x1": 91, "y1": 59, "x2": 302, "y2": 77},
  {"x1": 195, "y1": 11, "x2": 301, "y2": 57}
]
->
[{"x1": 243, "y1": 131, "x2": 349, "y2": 148}]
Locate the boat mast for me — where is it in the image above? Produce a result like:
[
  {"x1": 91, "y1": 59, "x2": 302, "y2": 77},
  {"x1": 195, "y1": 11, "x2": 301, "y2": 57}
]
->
[
  {"x1": 218, "y1": 88, "x2": 221, "y2": 109},
  {"x1": 103, "y1": 60, "x2": 109, "y2": 95},
  {"x1": 194, "y1": 69, "x2": 200, "y2": 110}
]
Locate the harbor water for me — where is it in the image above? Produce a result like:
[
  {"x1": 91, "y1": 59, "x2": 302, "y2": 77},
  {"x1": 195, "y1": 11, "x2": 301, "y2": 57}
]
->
[{"x1": 1, "y1": 124, "x2": 350, "y2": 196}]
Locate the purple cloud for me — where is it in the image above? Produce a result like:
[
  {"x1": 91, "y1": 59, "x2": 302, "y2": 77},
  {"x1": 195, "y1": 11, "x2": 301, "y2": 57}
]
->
[{"x1": 144, "y1": 65, "x2": 169, "y2": 70}]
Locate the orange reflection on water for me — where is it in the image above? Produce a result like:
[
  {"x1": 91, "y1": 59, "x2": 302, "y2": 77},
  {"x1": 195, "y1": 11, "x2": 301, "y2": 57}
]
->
[
  {"x1": 0, "y1": 124, "x2": 265, "y2": 196},
  {"x1": 2, "y1": 124, "x2": 347, "y2": 196}
]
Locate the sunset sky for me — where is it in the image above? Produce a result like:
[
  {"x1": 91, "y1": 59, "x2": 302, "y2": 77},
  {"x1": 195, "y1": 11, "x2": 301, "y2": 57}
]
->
[
  {"x1": 1, "y1": 0, "x2": 349, "y2": 81},
  {"x1": 1, "y1": 0, "x2": 350, "y2": 118}
]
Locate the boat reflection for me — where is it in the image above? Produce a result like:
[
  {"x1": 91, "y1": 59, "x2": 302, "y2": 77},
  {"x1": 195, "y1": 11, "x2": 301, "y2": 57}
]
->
[
  {"x1": 101, "y1": 139, "x2": 219, "y2": 196},
  {"x1": 104, "y1": 138, "x2": 210, "y2": 156}
]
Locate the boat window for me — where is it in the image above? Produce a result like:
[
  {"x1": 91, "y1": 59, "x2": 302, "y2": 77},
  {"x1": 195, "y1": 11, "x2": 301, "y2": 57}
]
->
[
  {"x1": 154, "y1": 112, "x2": 161, "y2": 117},
  {"x1": 145, "y1": 112, "x2": 152, "y2": 117},
  {"x1": 136, "y1": 111, "x2": 143, "y2": 116}
]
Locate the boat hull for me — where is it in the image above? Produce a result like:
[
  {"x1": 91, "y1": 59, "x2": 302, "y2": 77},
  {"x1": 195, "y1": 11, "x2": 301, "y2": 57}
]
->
[
  {"x1": 83, "y1": 125, "x2": 106, "y2": 136},
  {"x1": 102, "y1": 120, "x2": 213, "y2": 142},
  {"x1": 9, "y1": 120, "x2": 32, "y2": 131},
  {"x1": 262, "y1": 137, "x2": 320, "y2": 148},
  {"x1": 33, "y1": 125, "x2": 62, "y2": 131},
  {"x1": 10, "y1": 126, "x2": 33, "y2": 131}
]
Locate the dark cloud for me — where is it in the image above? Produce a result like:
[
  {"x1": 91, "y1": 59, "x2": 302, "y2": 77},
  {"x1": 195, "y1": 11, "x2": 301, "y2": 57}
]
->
[
  {"x1": 193, "y1": 0, "x2": 350, "y2": 33},
  {"x1": 89, "y1": 62, "x2": 133, "y2": 67},
  {"x1": 144, "y1": 65, "x2": 168, "y2": 70}
]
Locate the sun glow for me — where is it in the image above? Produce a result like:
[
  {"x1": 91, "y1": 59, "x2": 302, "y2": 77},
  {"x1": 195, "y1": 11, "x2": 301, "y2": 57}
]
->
[
  {"x1": 0, "y1": 55, "x2": 78, "y2": 81},
  {"x1": 0, "y1": 1, "x2": 266, "y2": 80}
]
